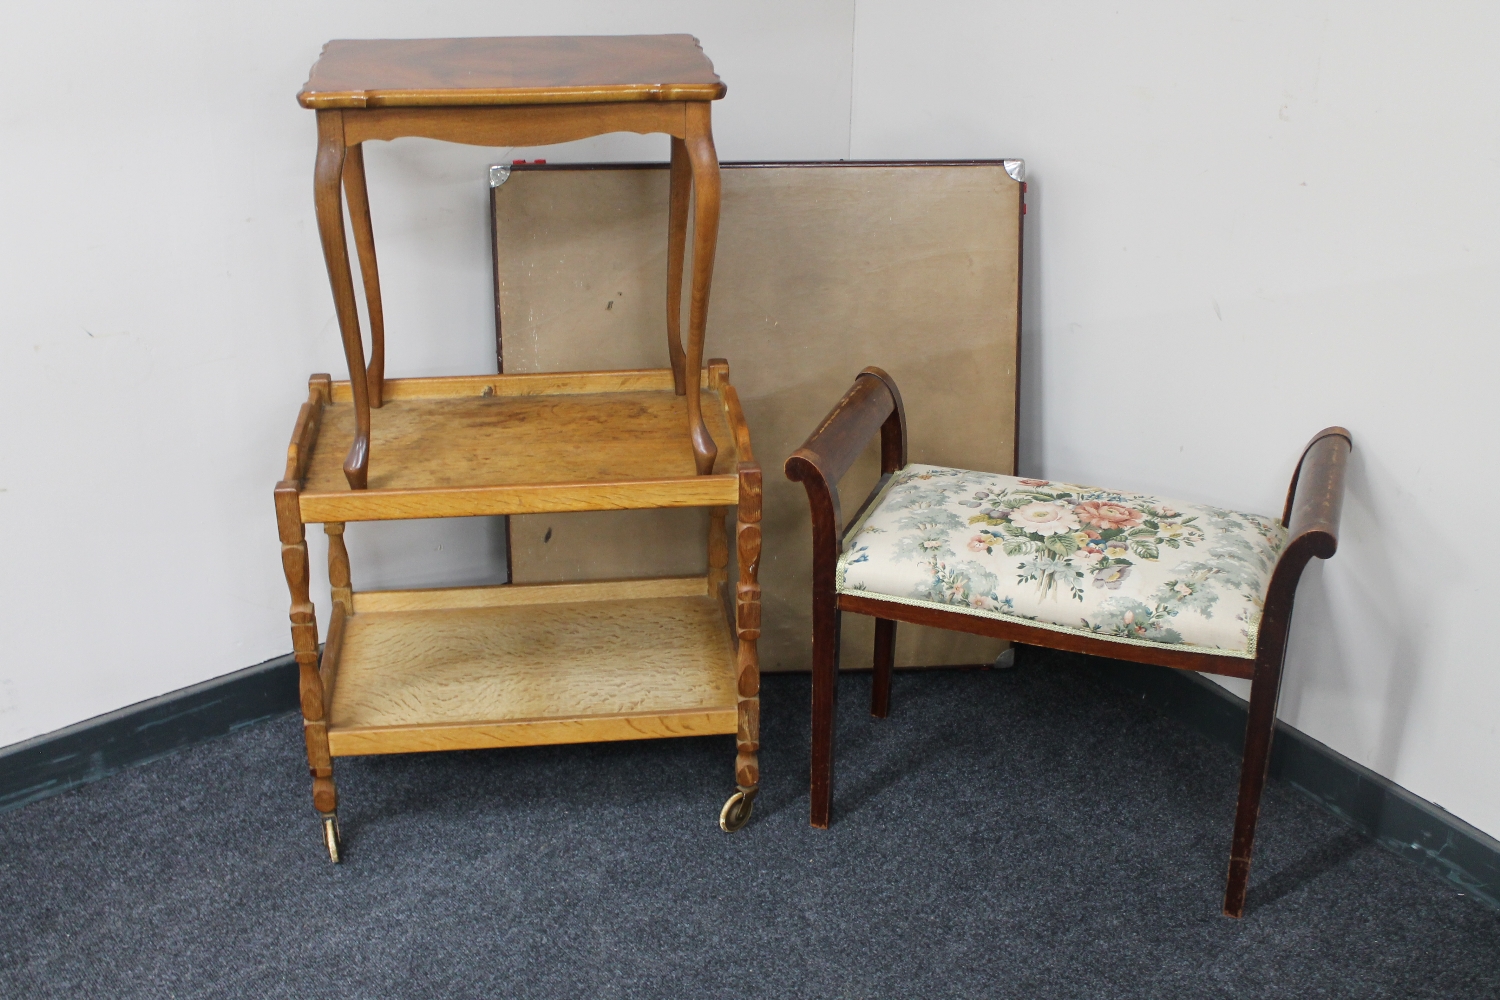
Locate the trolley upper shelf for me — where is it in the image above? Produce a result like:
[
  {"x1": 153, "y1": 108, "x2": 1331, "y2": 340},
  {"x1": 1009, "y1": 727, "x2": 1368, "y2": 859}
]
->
[
  {"x1": 298, "y1": 35, "x2": 727, "y2": 109},
  {"x1": 283, "y1": 366, "x2": 752, "y2": 524}
]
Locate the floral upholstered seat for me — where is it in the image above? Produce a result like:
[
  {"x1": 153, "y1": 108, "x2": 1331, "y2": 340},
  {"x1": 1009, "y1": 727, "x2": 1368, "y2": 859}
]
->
[{"x1": 838, "y1": 465, "x2": 1289, "y2": 658}]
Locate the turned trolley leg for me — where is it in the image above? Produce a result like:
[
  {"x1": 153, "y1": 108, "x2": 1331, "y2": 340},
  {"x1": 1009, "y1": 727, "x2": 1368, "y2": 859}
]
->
[
  {"x1": 1223, "y1": 655, "x2": 1286, "y2": 917},
  {"x1": 325, "y1": 522, "x2": 352, "y2": 614},
  {"x1": 313, "y1": 109, "x2": 372, "y2": 490},
  {"x1": 721, "y1": 468, "x2": 762, "y2": 832},
  {"x1": 682, "y1": 103, "x2": 720, "y2": 476},
  {"x1": 275, "y1": 487, "x2": 342, "y2": 862},
  {"x1": 871, "y1": 618, "x2": 896, "y2": 719},
  {"x1": 665, "y1": 136, "x2": 691, "y2": 396},
  {"x1": 342, "y1": 143, "x2": 386, "y2": 409}
]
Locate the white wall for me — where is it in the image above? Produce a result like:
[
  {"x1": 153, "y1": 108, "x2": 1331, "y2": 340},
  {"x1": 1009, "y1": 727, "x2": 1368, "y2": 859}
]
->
[{"x1": 3, "y1": 2, "x2": 1496, "y2": 838}]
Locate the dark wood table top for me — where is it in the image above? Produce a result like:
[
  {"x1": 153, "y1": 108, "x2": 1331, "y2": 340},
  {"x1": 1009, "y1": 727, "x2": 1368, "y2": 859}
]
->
[{"x1": 298, "y1": 35, "x2": 726, "y2": 109}]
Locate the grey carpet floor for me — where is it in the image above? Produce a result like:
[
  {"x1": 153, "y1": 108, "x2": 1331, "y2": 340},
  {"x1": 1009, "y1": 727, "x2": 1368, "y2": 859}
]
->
[{"x1": 2, "y1": 653, "x2": 1498, "y2": 999}]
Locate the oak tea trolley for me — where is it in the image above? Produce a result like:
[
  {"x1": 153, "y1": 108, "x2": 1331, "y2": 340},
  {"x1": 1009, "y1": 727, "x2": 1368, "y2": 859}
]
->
[{"x1": 275, "y1": 35, "x2": 761, "y2": 861}]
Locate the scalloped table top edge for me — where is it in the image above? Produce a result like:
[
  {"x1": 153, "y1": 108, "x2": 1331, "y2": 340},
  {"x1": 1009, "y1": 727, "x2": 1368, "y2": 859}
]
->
[{"x1": 298, "y1": 34, "x2": 727, "y2": 109}]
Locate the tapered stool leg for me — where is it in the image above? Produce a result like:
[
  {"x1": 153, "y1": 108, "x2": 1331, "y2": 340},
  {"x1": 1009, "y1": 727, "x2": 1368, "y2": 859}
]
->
[
  {"x1": 1223, "y1": 655, "x2": 1286, "y2": 916},
  {"x1": 871, "y1": 618, "x2": 896, "y2": 718},
  {"x1": 810, "y1": 600, "x2": 841, "y2": 828}
]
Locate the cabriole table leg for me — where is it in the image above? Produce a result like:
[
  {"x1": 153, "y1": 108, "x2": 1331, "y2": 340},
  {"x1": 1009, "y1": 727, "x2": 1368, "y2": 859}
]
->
[
  {"x1": 313, "y1": 109, "x2": 372, "y2": 489},
  {"x1": 682, "y1": 103, "x2": 721, "y2": 475},
  {"x1": 341, "y1": 143, "x2": 386, "y2": 409},
  {"x1": 665, "y1": 136, "x2": 691, "y2": 396}
]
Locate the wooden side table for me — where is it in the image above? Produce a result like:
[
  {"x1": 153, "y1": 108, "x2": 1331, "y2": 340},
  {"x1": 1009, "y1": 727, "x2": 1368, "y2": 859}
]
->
[
  {"x1": 300, "y1": 35, "x2": 728, "y2": 485},
  {"x1": 277, "y1": 37, "x2": 760, "y2": 861}
]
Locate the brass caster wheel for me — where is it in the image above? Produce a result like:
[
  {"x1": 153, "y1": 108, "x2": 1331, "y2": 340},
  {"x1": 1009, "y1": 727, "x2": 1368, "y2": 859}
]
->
[
  {"x1": 719, "y1": 787, "x2": 758, "y2": 833},
  {"x1": 321, "y1": 813, "x2": 343, "y2": 864}
]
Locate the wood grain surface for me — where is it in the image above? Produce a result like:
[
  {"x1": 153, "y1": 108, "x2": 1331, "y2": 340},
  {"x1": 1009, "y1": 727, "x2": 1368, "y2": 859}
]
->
[
  {"x1": 493, "y1": 163, "x2": 1023, "y2": 670},
  {"x1": 299, "y1": 475, "x2": 741, "y2": 524},
  {"x1": 303, "y1": 387, "x2": 740, "y2": 493},
  {"x1": 326, "y1": 593, "x2": 738, "y2": 755},
  {"x1": 340, "y1": 103, "x2": 689, "y2": 147},
  {"x1": 352, "y1": 576, "x2": 709, "y2": 613},
  {"x1": 327, "y1": 709, "x2": 737, "y2": 756},
  {"x1": 327, "y1": 369, "x2": 681, "y2": 401},
  {"x1": 299, "y1": 36, "x2": 726, "y2": 109}
]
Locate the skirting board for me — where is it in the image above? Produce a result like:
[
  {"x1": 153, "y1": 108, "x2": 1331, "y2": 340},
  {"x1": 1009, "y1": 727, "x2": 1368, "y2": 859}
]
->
[
  {"x1": 1081, "y1": 654, "x2": 1500, "y2": 911},
  {"x1": 1, "y1": 648, "x2": 1496, "y2": 913},
  {"x1": 0, "y1": 653, "x2": 299, "y2": 814}
]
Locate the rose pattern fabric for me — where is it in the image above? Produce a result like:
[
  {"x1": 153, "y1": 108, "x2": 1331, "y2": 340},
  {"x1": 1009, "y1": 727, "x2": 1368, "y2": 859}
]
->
[{"x1": 837, "y1": 465, "x2": 1288, "y2": 657}]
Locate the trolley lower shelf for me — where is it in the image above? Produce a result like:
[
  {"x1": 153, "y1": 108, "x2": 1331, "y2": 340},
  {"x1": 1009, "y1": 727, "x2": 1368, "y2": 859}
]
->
[
  {"x1": 322, "y1": 576, "x2": 739, "y2": 757},
  {"x1": 275, "y1": 362, "x2": 762, "y2": 857}
]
